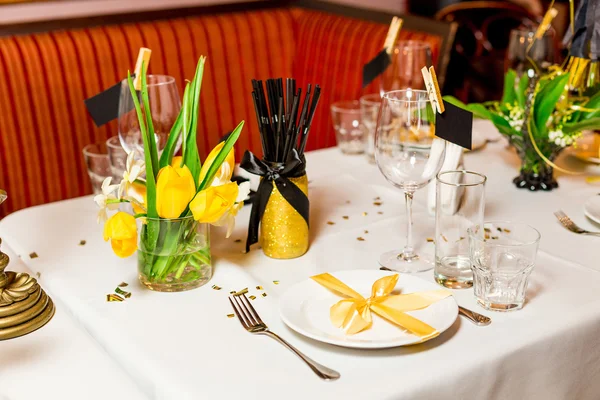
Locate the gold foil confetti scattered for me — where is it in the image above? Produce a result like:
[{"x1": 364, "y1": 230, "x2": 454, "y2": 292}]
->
[
  {"x1": 249, "y1": 295, "x2": 257, "y2": 300},
  {"x1": 273, "y1": 280, "x2": 280, "y2": 285},
  {"x1": 212, "y1": 285, "x2": 222, "y2": 290},
  {"x1": 79, "y1": 240, "x2": 86, "y2": 246},
  {"x1": 362, "y1": 212, "x2": 368, "y2": 216},
  {"x1": 227, "y1": 314, "x2": 235, "y2": 318},
  {"x1": 373, "y1": 202, "x2": 382, "y2": 206},
  {"x1": 426, "y1": 238, "x2": 434, "y2": 243},
  {"x1": 456, "y1": 237, "x2": 465, "y2": 242},
  {"x1": 374, "y1": 196, "x2": 381, "y2": 200},
  {"x1": 497, "y1": 227, "x2": 502, "y2": 232},
  {"x1": 261, "y1": 293, "x2": 267, "y2": 297},
  {"x1": 503, "y1": 228, "x2": 511, "y2": 233},
  {"x1": 442, "y1": 235, "x2": 448, "y2": 242},
  {"x1": 118, "y1": 282, "x2": 129, "y2": 287},
  {"x1": 327, "y1": 221, "x2": 335, "y2": 225},
  {"x1": 377, "y1": 211, "x2": 384, "y2": 215},
  {"x1": 29, "y1": 252, "x2": 38, "y2": 259},
  {"x1": 234, "y1": 288, "x2": 248, "y2": 296},
  {"x1": 107, "y1": 294, "x2": 124, "y2": 302},
  {"x1": 485, "y1": 234, "x2": 491, "y2": 239},
  {"x1": 346, "y1": 200, "x2": 351, "y2": 204},
  {"x1": 491, "y1": 236, "x2": 499, "y2": 240},
  {"x1": 234, "y1": 239, "x2": 241, "y2": 243},
  {"x1": 229, "y1": 290, "x2": 236, "y2": 294},
  {"x1": 484, "y1": 227, "x2": 491, "y2": 233},
  {"x1": 115, "y1": 287, "x2": 131, "y2": 298},
  {"x1": 364, "y1": 230, "x2": 369, "y2": 234},
  {"x1": 256, "y1": 285, "x2": 263, "y2": 290},
  {"x1": 357, "y1": 237, "x2": 365, "y2": 241},
  {"x1": 35, "y1": 272, "x2": 41, "y2": 279},
  {"x1": 343, "y1": 216, "x2": 349, "y2": 220}
]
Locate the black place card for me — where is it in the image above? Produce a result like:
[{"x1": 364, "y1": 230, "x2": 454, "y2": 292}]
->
[
  {"x1": 84, "y1": 75, "x2": 135, "y2": 127},
  {"x1": 435, "y1": 100, "x2": 473, "y2": 150},
  {"x1": 362, "y1": 50, "x2": 390, "y2": 88}
]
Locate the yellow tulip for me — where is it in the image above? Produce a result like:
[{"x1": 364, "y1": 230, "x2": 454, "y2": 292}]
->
[
  {"x1": 103, "y1": 212, "x2": 138, "y2": 258},
  {"x1": 198, "y1": 142, "x2": 235, "y2": 187},
  {"x1": 129, "y1": 181, "x2": 147, "y2": 215},
  {"x1": 156, "y1": 164, "x2": 196, "y2": 218},
  {"x1": 190, "y1": 182, "x2": 239, "y2": 223}
]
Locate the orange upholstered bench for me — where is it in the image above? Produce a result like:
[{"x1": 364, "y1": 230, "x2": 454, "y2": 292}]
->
[{"x1": 0, "y1": 2, "x2": 451, "y2": 217}]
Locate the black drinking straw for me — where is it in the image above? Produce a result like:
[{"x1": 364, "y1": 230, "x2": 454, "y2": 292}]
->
[
  {"x1": 283, "y1": 88, "x2": 301, "y2": 161},
  {"x1": 299, "y1": 85, "x2": 321, "y2": 155},
  {"x1": 295, "y1": 84, "x2": 312, "y2": 150},
  {"x1": 275, "y1": 96, "x2": 284, "y2": 161},
  {"x1": 252, "y1": 91, "x2": 269, "y2": 158}
]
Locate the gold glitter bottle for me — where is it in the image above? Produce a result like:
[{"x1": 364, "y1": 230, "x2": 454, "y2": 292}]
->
[{"x1": 260, "y1": 174, "x2": 309, "y2": 259}]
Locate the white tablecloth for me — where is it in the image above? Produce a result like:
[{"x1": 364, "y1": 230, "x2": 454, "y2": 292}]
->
[
  {"x1": 1, "y1": 121, "x2": 600, "y2": 399},
  {"x1": 0, "y1": 244, "x2": 147, "y2": 400}
]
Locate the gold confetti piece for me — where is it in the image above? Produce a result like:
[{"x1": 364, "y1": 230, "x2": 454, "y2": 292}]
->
[
  {"x1": 118, "y1": 282, "x2": 129, "y2": 287},
  {"x1": 441, "y1": 235, "x2": 448, "y2": 242},
  {"x1": 79, "y1": 240, "x2": 86, "y2": 246},
  {"x1": 256, "y1": 285, "x2": 263, "y2": 290},
  {"x1": 426, "y1": 238, "x2": 434, "y2": 243},
  {"x1": 503, "y1": 228, "x2": 511, "y2": 233},
  {"x1": 497, "y1": 227, "x2": 502, "y2": 232},
  {"x1": 364, "y1": 230, "x2": 369, "y2": 234},
  {"x1": 455, "y1": 237, "x2": 465, "y2": 242},
  {"x1": 229, "y1": 290, "x2": 236, "y2": 294},
  {"x1": 115, "y1": 287, "x2": 131, "y2": 298},
  {"x1": 362, "y1": 212, "x2": 368, "y2": 216},
  {"x1": 212, "y1": 285, "x2": 222, "y2": 290},
  {"x1": 374, "y1": 196, "x2": 381, "y2": 200},
  {"x1": 357, "y1": 237, "x2": 365, "y2": 241},
  {"x1": 227, "y1": 313, "x2": 235, "y2": 318},
  {"x1": 234, "y1": 239, "x2": 241, "y2": 243},
  {"x1": 261, "y1": 293, "x2": 267, "y2": 297},
  {"x1": 29, "y1": 252, "x2": 38, "y2": 259},
  {"x1": 107, "y1": 294, "x2": 124, "y2": 302},
  {"x1": 343, "y1": 216, "x2": 349, "y2": 220},
  {"x1": 346, "y1": 200, "x2": 351, "y2": 204},
  {"x1": 273, "y1": 280, "x2": 280, "y2": 285},
  {"x1": 377, "y1": 211, "x2": 384, "y2": 215},
  {"x1": 491, "y1": 236, "x2": 499, "y2": 240},
  {"x1": 484, "y1": 227, "x2": 491, "y2": 233},
  {"x1": 234, "y1": 288, "x2": 248, "y2": 296},
  {"x1": 35, "y1": 272, "x2": 41, "y2": 279},
  {"x1": 249, "y1": 295, "x2": 257, "y2": 300},
  {"x1": 327, "y1": 221, "x2": 335, "y2": 225},
  {"x1": 373, "y1": 202, "x2": 382, "y2": 206},
  {"x1": 485, "y1": 234, "x2": 491, "y2": 240}
]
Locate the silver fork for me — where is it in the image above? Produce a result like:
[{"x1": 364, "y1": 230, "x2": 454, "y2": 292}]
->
[
  {"x1": 554, "y1": 210, "x2": 600, "y2": 237},
  {"x1": 229, "y1": 294, "x2": 341, "y2": 381}
]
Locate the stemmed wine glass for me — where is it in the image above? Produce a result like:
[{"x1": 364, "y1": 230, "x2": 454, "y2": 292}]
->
[
  {"x1": 380, "y1": 41, "x2": 433, "y2": 96},
  {"x1": 118, "y1": 75, "x2": 182, "y2": 156},
  {"x1": 374, "y1": 89, "x2": 446, "y2": 272}
]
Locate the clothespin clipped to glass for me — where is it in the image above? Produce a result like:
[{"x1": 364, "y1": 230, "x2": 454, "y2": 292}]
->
[
  {"x1": 421, "y1": 66, "x2": 444, "y2": 114},
  {"x1": 133, "y1": 47, "x2": 152, "y2": 91},
  {"x1": 362, "y1": 16, "x2": 403, "y2": 88}
]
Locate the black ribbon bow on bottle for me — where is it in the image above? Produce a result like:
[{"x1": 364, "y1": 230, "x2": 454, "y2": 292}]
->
[{"x1": 240, "y1": 149, "x2": 309, "y2": 252}]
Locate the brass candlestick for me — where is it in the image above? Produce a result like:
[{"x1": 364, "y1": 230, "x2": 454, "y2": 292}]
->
[{"x1": 0, "y1": 190, "x2": 55, "y2": 340}]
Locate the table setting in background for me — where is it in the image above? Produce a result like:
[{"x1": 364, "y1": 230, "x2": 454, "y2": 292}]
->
[{"x1": 1, "y1": 1, "x2": 600, "y2": 399}]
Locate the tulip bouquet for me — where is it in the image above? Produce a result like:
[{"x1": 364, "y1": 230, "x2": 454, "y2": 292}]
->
[{"x1": 95, "y1": 57, "x2": 248, "y2": 291}]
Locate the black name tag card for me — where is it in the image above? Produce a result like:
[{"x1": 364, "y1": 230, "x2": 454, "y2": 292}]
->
[
  {"x1": 84, "y1": 77, "x2": 134, "y2": 127},
  {"x1": 435, "y1": 100, "x2": 473, "y2": 150}
]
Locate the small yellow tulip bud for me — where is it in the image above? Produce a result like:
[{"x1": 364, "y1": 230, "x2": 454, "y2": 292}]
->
[
  {"x1": 103, "y1": 211, "x2": 138, "y2": 258},
  {"x1": 190, "y1": 182, "x2": 239, "y2": 223},
  {"x1": 198, "y1": 142, "x2": 235, "y2": 187},
  {"x1": 156, "y1": 164, "x2": 196, "y2": 219}
]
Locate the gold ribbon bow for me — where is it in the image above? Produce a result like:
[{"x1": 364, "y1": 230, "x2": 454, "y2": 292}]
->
[{"x1": 311, "y1": 273, "x2": 451, "y2": 340}]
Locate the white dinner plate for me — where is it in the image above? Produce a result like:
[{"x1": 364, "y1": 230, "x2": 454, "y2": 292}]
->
[
  {"x1": 584, "y1": 195, "x2": 600, "y2": 225},
  {"x1": 279, "y1": 270, "x2": 458, "y2": 349}
]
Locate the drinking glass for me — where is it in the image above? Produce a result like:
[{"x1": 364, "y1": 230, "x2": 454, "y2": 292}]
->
[
  {"x1": 82, "y1": 142, "x2": 111, "y2": 194},
  {"x1": 380, "y1": 41, "x2": 433, "y2": 96},
  {"x1": 106, "y1": 136, "x2": 128, "y2": 181},
  {"x1": 505, "y1": 28, "x2": 557, "y2": 78},
  {"x1": 331, "y1": 101, "x2": 364, "y2": 154},
  {"x1": 435, "y1": 170, "x2": 486, "y2": 289},
  {"x1": 375, "y1": 89, "x2": 446, "y2": 272},
  {"x1": 359, "y1": 93, "x2": 381, "y2": 163},
  {"x1": 118, "y1": 75, "x2": 181, "y2": 156},
  {"x1": 468, "y1": 222, "x2": 541, "y2": 311}
]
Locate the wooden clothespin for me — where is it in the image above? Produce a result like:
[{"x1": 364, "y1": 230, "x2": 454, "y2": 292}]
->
[
  {"x1": 535, "y1": 7, "x2": 558, "y2": 39},
  {"x1": 384, "y1": 17, "x2": 403, "y2": 55},
  {"x1": 421, "y1": 66, "x2": 444, "y2": 114},
  {"x1": 133, "y1": 47, "x2": 152, "y2": 91}
]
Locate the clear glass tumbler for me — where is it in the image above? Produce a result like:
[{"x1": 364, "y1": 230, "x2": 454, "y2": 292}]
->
[
  {"x1": 468, "y1": 222, "x2": 541, "y2": 311},
  {"x1": 435, "y1": 171, "x2": 486, "y2": 289},
  {"x1": 359, "y1": 93, "x2": 381, "y2": 163},
  {"x1": 106, "y1": 136, "x2": 128, "y2": 182},
  {"x1": 331, "y1": 101, "x2": 364, "y2": 154},
  {"x1": 380, "y1": 41, "x2": 432, "y2": 96},
  {"x1": 82, "y1": 142, "x2": 112, "y2": 194}
]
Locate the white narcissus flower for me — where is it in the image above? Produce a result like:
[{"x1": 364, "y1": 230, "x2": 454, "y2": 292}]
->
[
  {"x1": 213, "y1": 181, "x2": 251, "y2": 238},
  {"x1": 118, "y1": 151, "x2": 145, "y2": 198},
  {"x1": 94, "y1": 177, "x2": 120, "y2": 223}
]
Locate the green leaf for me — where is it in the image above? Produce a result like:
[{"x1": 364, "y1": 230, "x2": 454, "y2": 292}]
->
[
  {"x1": 501, "y1": 69, "x2": 517, "y2": 107},
  {"x1": 562, "y1": 117, "x2": 600, "y2": 133},
  {"x1": 140, "y1": 62, "x2": 160, "y2": 179},
  {"x1": 197, "y1": 120, "x2": 245, "y2": 191},
  {"x1": 578, "y1": 90, "x2": 600, "y2": 121},
  {"x1": 183, "y1": 57, "x2": 206, "y2": 183},
  {"x1": 127, "y1": 71, "x2": 157, "y2": 219},
  {"x1": 159, "y1": 111, "x2": 183, "y2": 169},
  {"x1": 533, "y1": 73, "x2": 570, "y2": 136},
  {"x1": 442, "y1": 96, "x2": 491, "y2": 119},
  {"x1": 516, "y1": 74, "x2": 529, "y2": 109}
]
